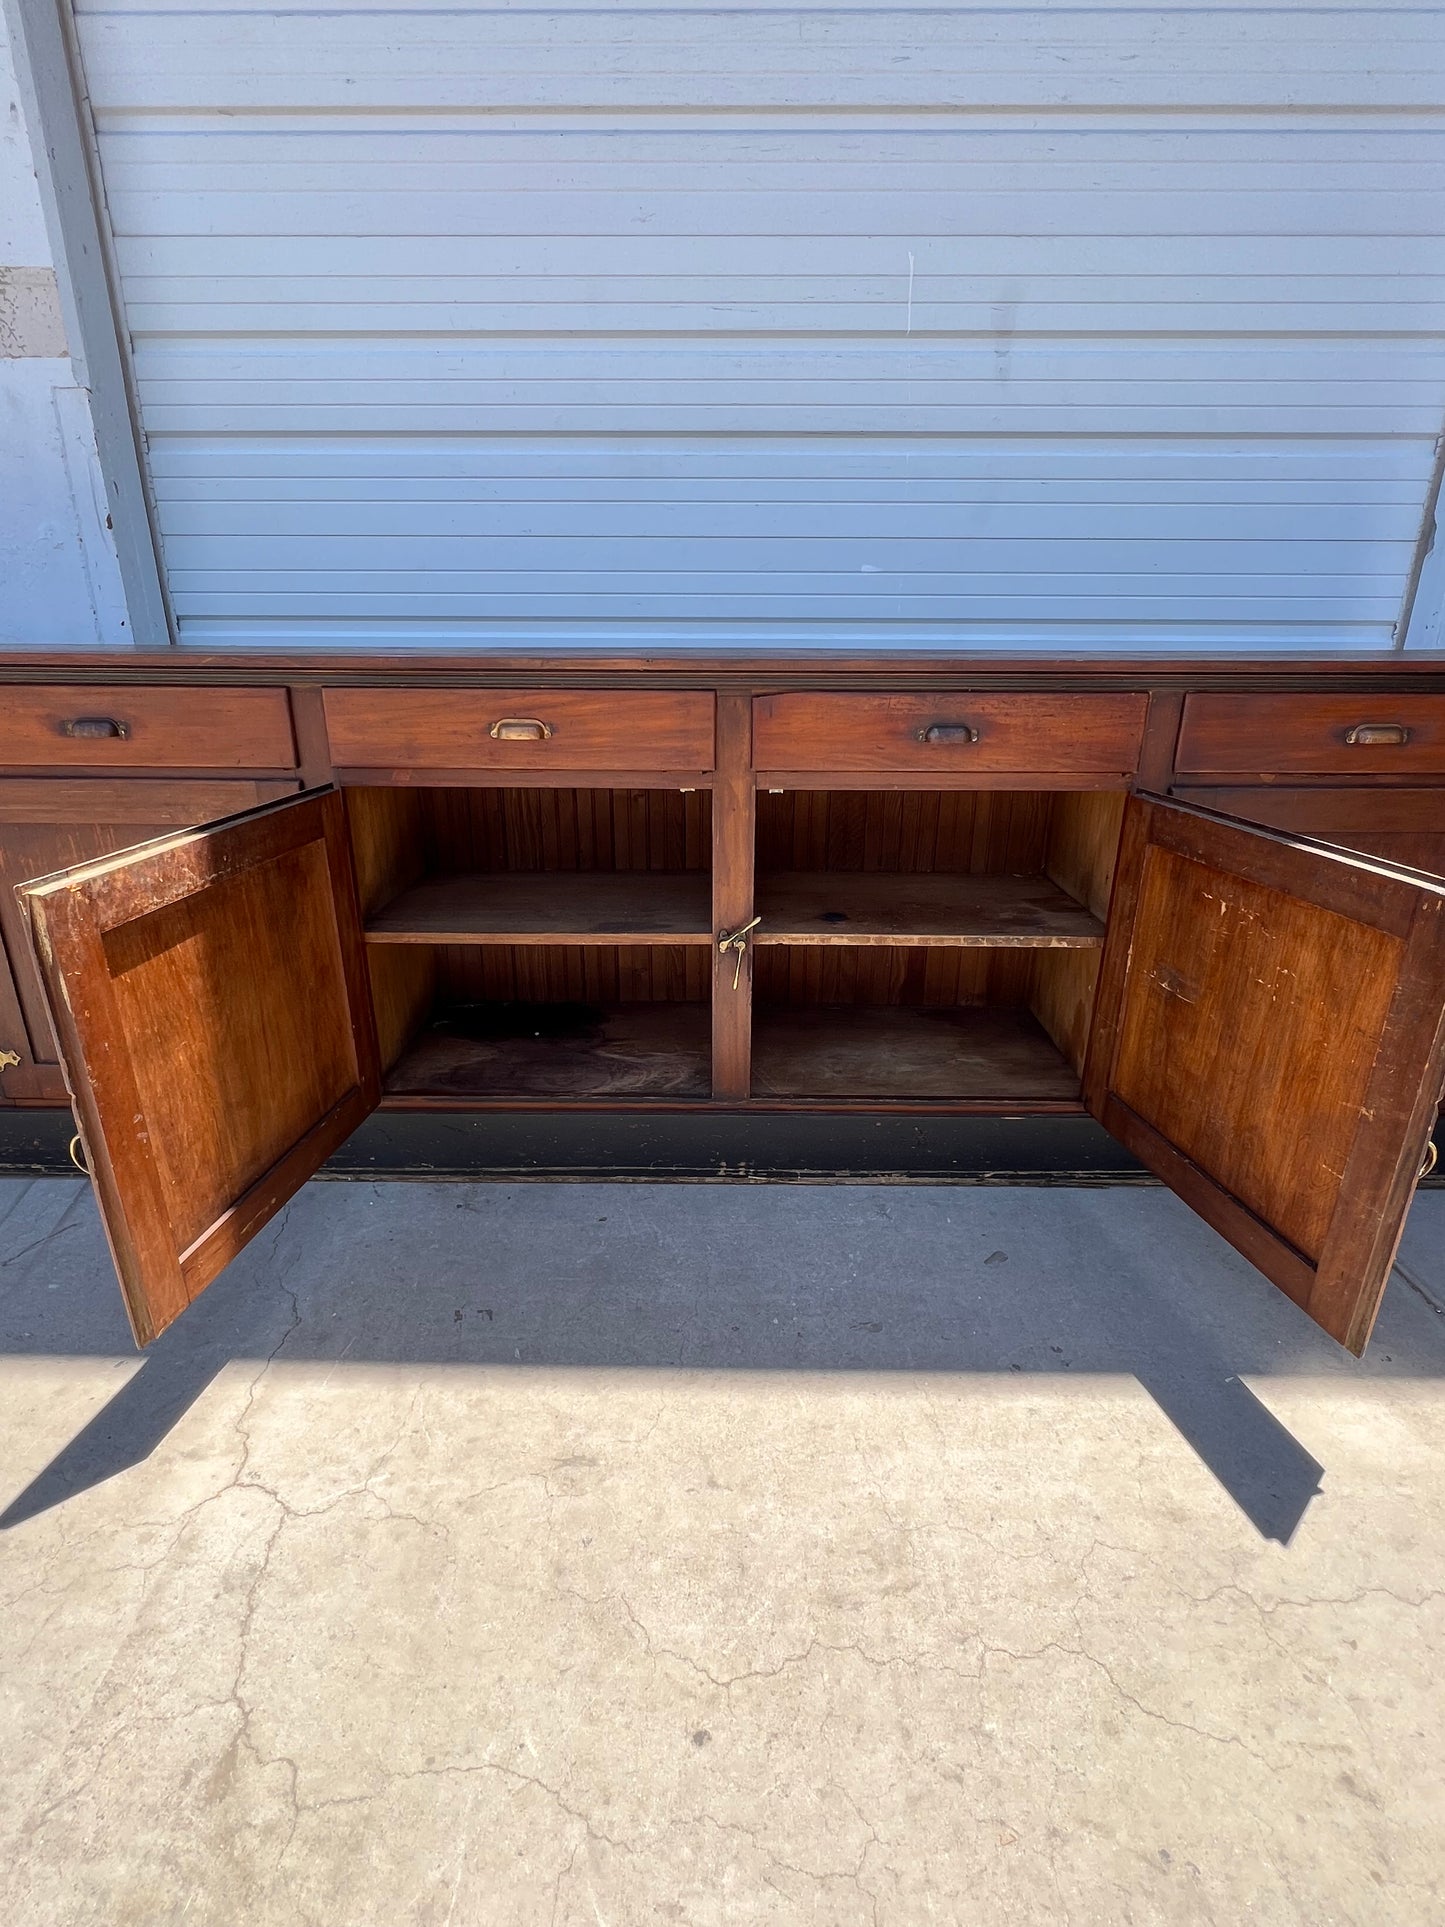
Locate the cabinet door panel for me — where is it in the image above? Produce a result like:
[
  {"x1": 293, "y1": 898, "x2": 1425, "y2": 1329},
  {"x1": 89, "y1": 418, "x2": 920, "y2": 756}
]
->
[
  {"x1": 0, "y1": 781, "x2": 297, "y2": 1102},
  {"x1": 20, "y1": 789, "x2": 379, "y2": 1345},
  {"x1": 1086, "y1": 794, "x2": 1445, "y2": 1355},
  {"x1": 1170, "y1": 786, "x2": 1445, "y2": 879}
]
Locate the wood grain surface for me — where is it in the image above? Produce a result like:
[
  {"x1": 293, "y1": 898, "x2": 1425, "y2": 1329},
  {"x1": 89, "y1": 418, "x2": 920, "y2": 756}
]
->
[
  {"x1": 0, "y1": 686, "x2": 296, "y2": 769},
  {"x1": 20, "y1": 789, "x2": 379, "y2": 1344},
  {"x1": 752, "y1": 1004, "x2": 1080, "y2": 1099},
  {"x1": 0, "y1": 780, "x2": 299, "y2": 1102},
  {"x1": 1086, "y1": 793, "x2": 1445, "y2": 1354},
  {"x1": 1173, "y1": 785, "x2": 1445, "y2": 878},
  {"x1": 754, "y1": 692, "x2": 1147, "y2": 774},
  {"x1": 1176, "y1": 694, "x2": 1445, "y2": 775},
  {"x1": 753, "y1": 871, "x2": 1103, "y2": 946},
  {"x1": 387, "y1": 1000, "x2": 711, "y2": 1098},
  {"x1": 323, "y1": 688, "x2": 715, "y2": 772},
  {"x1": 367, "y1": 870, "x2": 712, "y2": 943}
]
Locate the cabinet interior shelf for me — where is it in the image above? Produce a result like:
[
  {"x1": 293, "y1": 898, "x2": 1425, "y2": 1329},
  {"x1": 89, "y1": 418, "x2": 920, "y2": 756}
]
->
[
  {"x1": 752, "y1": 1005, "x2": 1082, "y2": 1100},
  {"x1": 385, "y1": 1000, "x2": 711, "y2": 1098},
  {"x1": 367, "y1": 870, "x2": 712, "y2": 945},
  {"x1": 366, "y1": 868, "x2": 1104, "y2": 950},
  {"x1": 753, "y1": 872, "x2": 1104, "y2": 947}
]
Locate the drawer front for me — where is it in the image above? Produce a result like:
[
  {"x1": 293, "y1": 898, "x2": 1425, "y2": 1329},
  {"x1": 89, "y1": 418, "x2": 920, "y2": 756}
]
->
[
  {"x1": 753, "y1": 692, "x2": 1148, "y2": 775},
  {"x1": 0, "y1": 686, "x2": 296, "y2": 769},
  {"x1": 1176, "y1": 695, "x2": 1445, "y2": 776},
  {"x1": 323, "y1": 689, "x2": 715, "y2": 772}
]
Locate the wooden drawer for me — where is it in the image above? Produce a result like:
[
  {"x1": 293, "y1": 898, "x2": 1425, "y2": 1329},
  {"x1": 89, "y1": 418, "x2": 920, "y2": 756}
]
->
[
  {"x1": 0, "y1": 686, "x2": 296, "y2": 769},
  {"x1": 323, "y1": 689, "x2": 715, "y2": 773},
  {"x1": 1176, "y1": 695, "x2": 1445, "y2": 776},
  {"x1": 753, "y1": 692, "x2": 1148, "y2": 777}
]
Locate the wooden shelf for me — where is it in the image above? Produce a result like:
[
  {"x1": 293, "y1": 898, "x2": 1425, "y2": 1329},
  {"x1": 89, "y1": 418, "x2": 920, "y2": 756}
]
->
[
  {"x1": 751, "y1": 1005, "x2": 1081, "y2": 1099},
  {"x1": 753, "y1": 872, "x2": 1104, "y2": 947},
  {"x1": 386, "y1": 1000, "x2": 711, "y2": 1098},
  {"x1": 367, "y1": 870, "x2": 712, "y2": 945}
]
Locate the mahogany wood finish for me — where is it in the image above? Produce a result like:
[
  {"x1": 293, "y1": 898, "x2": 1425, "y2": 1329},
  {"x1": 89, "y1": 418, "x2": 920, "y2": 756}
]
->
[
  {"x1": 0, "y1": 686, "x2": 295, "y2": 769},
  {"x1": 386, "y1": 1001, "x2": 711, "y2": 1099},
  {"x1": 431, "y1": 943, "x2": 710, "y2": 1009},
  {"x1": 756, "y1": 787, "x2": 1054, "y2": 874},
  {"x1": 1176, "y1": 693, "x2": 1445, "y2": 776},
  {"x1": 754, "y1": 692, "x2": 1147, "y2": 776},
  {"x1": 1172, "y1": 786, "x2": 1445, "y2": 877},
  {"x1": 19, "y1": 790, "x2": 380, "y2": 1344},
  {"x1": 753, "y1": 872, "x2": 1103, "y2": 947},
  {"x1": 1136, "y1": 691, "x2": 1187, "y2": 792},
  {"x1": 5, "y1": 657, "x2": 1445, "y2": 1359},
  {"x1": 712, "y1": 695, "x2": 755, "y2": 1100},
  {"x1": 0, "y1": 779, "x2": 299, "y2": 1101},
  {"x1": 751, "y1": 788, "x2": 1113, "y2": 1021},
  {"x1": 289, "y1": 684, "x2": 335, "y2": 787},
  {"x1": 1085, "y1": 794, "x2": 1445, "y2": 1355},
  {"x1": 368, "y1": 871, "x2": 711, "y2": 944},
  {"x1": 322, "y1": 688, "x2": 716, "y2": 773},
  {"x1": 1029, "y1": 791, "x2": 1126, "y2": 1075},
  {"x1": 343, "y1": 786, "x2": 435, "y2": 1074},
  {"x1": 418, "y1": 786, "x2": 711, "y2": 876},
  {"x1": 752, "y1": 1005, "x2": 1081, "y2": 1100},
  {"x1": 752, "y1": 942, "x2": 1038, "y2": 1012}
]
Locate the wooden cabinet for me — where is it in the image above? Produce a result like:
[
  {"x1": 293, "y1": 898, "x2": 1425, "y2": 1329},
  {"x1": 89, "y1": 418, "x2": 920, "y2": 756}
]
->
[
  {"x1": 1172, "y1": 786, "x2": 1445, "y2": 878},
  {"x1": 753, "y1": 692, "x2": 1147, "y2": 779},
  {"x1": 1176, "y1": 694, "x2": 1445, "y2": 776},
  {"x1": 0, "y1": 686, "x2": 296, "y2": 770},
  {"x1": 323, "y1": 688, "x2": 716, "y2": 775},
  {"x1": 5, "y1": 664, "x2": 1445, "y2": 1362},
  {"x1": 23, "y1": 791, "x2": 376, "y2": 1341},
  {"x1": 0, "y1": 779, "x2": 298, "y2": 1101}
]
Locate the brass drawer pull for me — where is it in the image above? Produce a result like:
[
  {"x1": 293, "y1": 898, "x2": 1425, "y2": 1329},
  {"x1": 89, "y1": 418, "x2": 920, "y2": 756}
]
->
[
  {"x1": 60, "y1": 716, "x2": 129, "y2": 740},
  {"x1": 489, "y1": 717, "x2": 553, "y2": 742},
  {"x1": 0, "y1": 1049, "x2": 19, "y2": 1071},
  {"x1": 1345, "y1": 723, "x2": 1411, "y2": 747},
  {"x1": 918, "y1": 723, "x2": 980, "y2": 745},
  {"x1": 1420, "y1": 1140, "x2": 1439, "y2": 1183}
]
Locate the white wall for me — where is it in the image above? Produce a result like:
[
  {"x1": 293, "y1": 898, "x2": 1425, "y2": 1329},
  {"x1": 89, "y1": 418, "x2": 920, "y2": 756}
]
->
[
  {"x1": 4, "y1": 1, "x2": 1441, "y2": 656},
  {"x1": 1, "y1": 9, "x2": 128, "y2": 646},
  {"x1": 70, "y1": 0, "x2": 1445, "y2": 656}
]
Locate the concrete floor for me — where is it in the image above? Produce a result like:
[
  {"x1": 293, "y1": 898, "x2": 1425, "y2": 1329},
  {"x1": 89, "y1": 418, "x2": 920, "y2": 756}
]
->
[{"x1": 1, "y1": 1177, "x2": 1443, "y2": 1926}]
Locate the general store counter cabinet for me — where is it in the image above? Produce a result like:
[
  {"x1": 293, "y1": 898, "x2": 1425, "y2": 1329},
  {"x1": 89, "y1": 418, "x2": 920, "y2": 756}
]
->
[{"x1": 1, "y1": 665, "x2": 1442, "y2": 1364}]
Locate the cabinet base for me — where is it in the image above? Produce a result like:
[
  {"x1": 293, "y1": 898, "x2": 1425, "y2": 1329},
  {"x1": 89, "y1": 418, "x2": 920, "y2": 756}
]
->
[{"x1": 0, "y1": 1106, "x2": 1156, "y2": 1182}]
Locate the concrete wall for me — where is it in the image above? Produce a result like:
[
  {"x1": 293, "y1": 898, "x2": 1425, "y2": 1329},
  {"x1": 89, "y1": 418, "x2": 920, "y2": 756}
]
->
[{"x1": 1, "y1": 9, "x2": 127, "y2": 647}]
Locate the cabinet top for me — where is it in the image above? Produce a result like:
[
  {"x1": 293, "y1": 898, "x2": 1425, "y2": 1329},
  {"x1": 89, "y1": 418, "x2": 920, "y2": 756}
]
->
[{"x1": 2, "y1": 648, "x2": 1445, "y2": 692}]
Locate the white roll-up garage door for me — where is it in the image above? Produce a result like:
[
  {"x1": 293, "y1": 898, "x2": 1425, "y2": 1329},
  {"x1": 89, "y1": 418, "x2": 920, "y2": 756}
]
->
[{"x1": 71, "y1": 1, "x2": 1445, "y2": 652}]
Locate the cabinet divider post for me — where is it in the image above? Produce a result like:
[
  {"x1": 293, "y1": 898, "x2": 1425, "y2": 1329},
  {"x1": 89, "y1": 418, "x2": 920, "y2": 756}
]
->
[
  {"x1": 712, "y1": 694, "x2": 755, "y2": 1099},
  {"x1": 289, "y1": 685, "x2": 334, "y2": 789},
  {"x1": 1138, "y1": 690, "x2": 1185, "y2": 793}
]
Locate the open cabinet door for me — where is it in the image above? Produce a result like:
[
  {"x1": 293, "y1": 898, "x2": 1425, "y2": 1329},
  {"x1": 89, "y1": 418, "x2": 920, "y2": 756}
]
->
[
  {"x1": 20, "y1": 789, "x2": 380, "y2": 1346},
  {"x1": 1085, "y1": 794, "x2": 1445, "y2": 1355}
]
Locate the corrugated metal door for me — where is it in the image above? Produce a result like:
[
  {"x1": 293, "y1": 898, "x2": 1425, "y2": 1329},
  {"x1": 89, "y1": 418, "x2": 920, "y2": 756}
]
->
[{"x1": 71, "y1": 1, "x2": 1445, "y2": 652}]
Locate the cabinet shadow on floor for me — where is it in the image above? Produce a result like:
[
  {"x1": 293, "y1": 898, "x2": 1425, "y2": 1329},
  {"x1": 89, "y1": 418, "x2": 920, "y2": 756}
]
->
[{"x1": 2, "y1": 1181, "x2": 1443, "y2": 1545}]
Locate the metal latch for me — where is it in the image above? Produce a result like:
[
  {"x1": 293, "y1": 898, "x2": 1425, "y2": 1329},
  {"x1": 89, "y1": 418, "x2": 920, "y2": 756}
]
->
[{"x1": 718, "y1": 915, "x2": 762, "y2": 990}]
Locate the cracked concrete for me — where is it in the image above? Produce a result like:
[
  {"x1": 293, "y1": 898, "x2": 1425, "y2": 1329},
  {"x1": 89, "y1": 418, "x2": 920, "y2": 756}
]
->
[{"x1": 1, "y1": 1177, "x2": 1444, "y2": 1925}]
